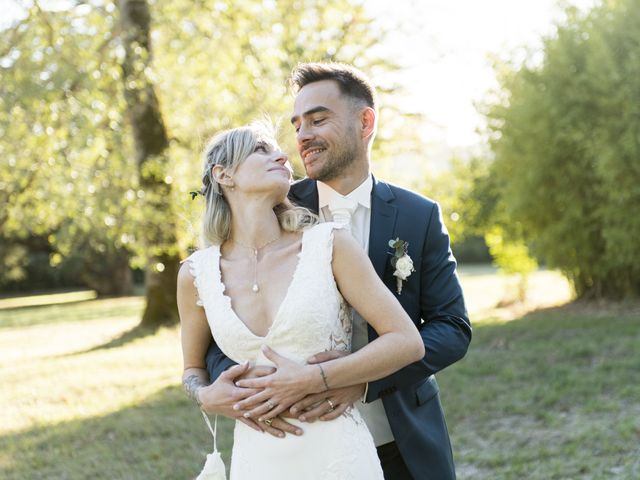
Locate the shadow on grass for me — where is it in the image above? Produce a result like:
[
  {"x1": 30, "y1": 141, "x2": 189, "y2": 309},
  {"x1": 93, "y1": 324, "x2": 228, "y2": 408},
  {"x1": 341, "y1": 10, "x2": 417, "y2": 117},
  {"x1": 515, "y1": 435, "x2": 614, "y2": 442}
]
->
[
  {"x1": 72, "y1": 323, "x2": 162, "y2": 355},
  {"x1": 0, "y1": 299, "x2": 93, "y2": 314},
  {"x1": 0, "y1": 296, "x2": 145, "y2": 330},
  {"x1": 0, "y1": 386, "x2": 235, "y2": 480}
]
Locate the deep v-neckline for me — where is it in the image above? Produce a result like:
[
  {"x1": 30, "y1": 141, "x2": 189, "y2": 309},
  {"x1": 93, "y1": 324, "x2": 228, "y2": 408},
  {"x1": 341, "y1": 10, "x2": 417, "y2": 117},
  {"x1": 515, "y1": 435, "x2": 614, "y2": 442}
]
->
[{"x1": 213, "y1": 231, "x2": 307, "y2": 339}]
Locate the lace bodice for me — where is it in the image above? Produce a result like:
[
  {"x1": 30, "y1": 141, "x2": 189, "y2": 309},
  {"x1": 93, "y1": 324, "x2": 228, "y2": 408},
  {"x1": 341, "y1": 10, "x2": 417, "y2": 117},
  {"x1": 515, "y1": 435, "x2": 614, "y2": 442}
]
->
[
  {"x1": 184, "y1": 222, "x2": 352, "y2": 367},
  {"x1": 185, "y1": 223, "x2": 384, "y2": 479}
]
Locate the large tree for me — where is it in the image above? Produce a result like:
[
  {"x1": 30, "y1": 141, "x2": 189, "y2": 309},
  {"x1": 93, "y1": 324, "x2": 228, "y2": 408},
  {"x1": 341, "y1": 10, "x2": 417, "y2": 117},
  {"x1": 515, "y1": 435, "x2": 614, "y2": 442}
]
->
[
  {"x1": 119, "y1": 0, "x2": 179, "y2": 326},
  {"x1": 1, "y1": 0, "x2": 424, "y2": 323},
  {"x1": 482, "y1": 0, "x2": 640, "y2": 298}
]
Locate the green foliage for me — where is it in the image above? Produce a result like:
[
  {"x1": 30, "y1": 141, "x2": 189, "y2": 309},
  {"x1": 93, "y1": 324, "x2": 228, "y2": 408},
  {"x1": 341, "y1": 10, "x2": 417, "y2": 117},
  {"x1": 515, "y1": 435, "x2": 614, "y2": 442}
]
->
[
  {"x1": 0, "y1": 4, "x2": 137, "y2": 293},
  {"x1": 0, "y1": 1, "x2": 418, "y2": 293},
  {"x1": 483, "y1": 0, "x2": 640, "y2": 298},
  {"x1": 485, "y1": 225, "x2": 538, "y2": 301}
]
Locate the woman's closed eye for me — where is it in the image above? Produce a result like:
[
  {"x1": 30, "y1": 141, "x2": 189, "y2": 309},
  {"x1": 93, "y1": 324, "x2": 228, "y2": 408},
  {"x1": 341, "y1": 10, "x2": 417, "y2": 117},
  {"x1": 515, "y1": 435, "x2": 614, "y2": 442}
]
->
[{"x1": 254, "y1": 144, "x2": 268, "y2": 153}]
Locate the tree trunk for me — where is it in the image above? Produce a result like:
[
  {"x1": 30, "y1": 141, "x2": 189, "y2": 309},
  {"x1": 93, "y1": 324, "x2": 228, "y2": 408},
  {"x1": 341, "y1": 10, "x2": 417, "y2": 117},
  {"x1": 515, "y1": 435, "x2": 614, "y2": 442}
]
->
[
  {"x1": 119, "y1": 0, "x2": 179, "y2": 327},
  {"x1": 81, "y1": 248, "x2": 134, "y2": 297}
]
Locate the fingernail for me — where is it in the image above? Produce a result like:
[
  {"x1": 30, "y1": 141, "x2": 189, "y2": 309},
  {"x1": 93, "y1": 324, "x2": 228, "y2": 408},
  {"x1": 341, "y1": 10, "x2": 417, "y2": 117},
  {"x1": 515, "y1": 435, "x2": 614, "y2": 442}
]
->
[
  {"x1": 278, "y1": 433, "x2": 284, "y2": 438},
  {"x1": 243, "y1": 413, "x2": 250, "y2": 418},
  {"x1": 258, "y1": 417, "x2": 263, "y2": 422},
  {"x1": 299, "y1": 415, "x2": 306, "y2": 422},
  {"x1": 295, "y1": 429, "x2": 303, "y2": 436},
  {"x1": 233, "y1": 404, "x2": 240, "y2": 411}
]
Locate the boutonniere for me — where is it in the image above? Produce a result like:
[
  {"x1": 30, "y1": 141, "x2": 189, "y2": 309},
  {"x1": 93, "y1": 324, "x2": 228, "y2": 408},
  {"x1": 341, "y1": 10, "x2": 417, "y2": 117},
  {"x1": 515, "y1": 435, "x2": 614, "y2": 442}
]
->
[{"x1": 388, "y1": 238, "x2": 415, "y2": 294}]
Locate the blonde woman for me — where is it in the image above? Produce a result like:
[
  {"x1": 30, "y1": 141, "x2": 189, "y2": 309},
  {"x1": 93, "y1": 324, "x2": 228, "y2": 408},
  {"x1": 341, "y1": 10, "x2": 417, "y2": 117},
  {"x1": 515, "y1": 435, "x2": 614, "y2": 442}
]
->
[{"x1": 177, "y1": 123, "x2": 424, "y2": 479}]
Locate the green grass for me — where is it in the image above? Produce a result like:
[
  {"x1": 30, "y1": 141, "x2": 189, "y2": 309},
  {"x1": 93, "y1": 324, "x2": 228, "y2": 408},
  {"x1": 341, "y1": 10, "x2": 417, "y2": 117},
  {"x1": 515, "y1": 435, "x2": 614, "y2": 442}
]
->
[
  {"x1": 439, "y1": 304, "x2": 640, "y2": 479},
  {"x1": 0, "y1": 271, "x2": 638, "y2": 479}
]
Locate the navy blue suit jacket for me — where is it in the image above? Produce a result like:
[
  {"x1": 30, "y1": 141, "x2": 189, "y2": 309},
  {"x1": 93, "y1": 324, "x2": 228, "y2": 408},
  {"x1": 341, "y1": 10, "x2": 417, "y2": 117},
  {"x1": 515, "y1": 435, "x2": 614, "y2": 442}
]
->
[{"x1": 206, "y1": 176, "x2": 471, "y2": 479}]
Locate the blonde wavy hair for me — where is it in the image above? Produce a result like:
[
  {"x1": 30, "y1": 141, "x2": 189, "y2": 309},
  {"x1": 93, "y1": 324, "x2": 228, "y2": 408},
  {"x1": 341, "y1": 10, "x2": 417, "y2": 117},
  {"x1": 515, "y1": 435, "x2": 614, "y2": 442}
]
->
[{"x1": 200, "y1": 122, "x2": 317, "y2": 246}]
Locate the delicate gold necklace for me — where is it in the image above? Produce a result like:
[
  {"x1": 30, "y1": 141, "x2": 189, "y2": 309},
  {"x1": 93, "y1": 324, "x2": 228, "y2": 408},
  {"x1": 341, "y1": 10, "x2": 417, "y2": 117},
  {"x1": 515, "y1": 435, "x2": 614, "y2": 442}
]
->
[{"x1": 231, "y1": 233, "x2": 281, "y2": 293}]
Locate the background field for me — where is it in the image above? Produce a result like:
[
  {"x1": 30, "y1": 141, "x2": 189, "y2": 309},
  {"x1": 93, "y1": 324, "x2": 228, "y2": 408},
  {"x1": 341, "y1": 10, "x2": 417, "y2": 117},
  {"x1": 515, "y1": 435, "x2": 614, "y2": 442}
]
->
[{"x1": 2, "y1": 268, "x2": 638, "y2": 479}]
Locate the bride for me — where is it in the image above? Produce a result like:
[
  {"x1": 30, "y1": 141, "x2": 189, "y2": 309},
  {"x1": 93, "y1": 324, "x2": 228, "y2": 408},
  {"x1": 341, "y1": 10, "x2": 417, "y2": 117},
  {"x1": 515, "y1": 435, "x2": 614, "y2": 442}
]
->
[{"x1": 177, "y1": 123, "x2": 424, "y2": 479}]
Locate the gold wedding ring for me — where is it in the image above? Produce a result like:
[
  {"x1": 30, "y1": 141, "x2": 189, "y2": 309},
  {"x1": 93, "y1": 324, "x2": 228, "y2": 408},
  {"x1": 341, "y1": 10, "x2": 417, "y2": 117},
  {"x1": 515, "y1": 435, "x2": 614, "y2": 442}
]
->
[
  {"x1": 263, "y1": 418, "x2": 273, "y2": 426},
  {"x1": 326, "y1": 399, "x2": 335, "y2": 411}
]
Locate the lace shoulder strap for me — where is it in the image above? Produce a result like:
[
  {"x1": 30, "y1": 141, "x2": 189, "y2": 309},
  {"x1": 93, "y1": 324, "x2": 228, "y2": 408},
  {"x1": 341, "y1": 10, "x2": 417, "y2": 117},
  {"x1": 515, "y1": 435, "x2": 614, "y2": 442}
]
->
[
  {"x1": 181, "y1": 246, "x2": 219, "y2": 308},
  {"x1": 301, "y1": 222, "x2": 345, "y2": 266}
]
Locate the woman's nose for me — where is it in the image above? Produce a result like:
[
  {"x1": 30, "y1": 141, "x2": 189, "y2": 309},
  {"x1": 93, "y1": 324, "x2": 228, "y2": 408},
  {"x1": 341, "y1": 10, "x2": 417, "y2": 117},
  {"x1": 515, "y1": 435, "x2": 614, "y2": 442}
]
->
[{"x1": 274, "y1": 151, "x2": 288, "y2": 164}]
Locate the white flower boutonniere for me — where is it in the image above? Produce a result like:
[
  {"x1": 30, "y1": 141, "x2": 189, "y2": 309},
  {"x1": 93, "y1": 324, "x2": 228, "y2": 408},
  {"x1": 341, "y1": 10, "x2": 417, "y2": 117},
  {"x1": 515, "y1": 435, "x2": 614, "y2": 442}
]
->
[{"x1": 389, "y1": 238, "x2": 415, "y2": 294}]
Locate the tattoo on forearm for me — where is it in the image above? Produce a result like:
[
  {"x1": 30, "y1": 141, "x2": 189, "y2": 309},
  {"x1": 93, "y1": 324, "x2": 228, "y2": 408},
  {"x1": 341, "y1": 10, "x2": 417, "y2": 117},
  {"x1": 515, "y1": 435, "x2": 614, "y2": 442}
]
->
[{"x1": 183, "y1": 374, "x2": 207, "y2": 406}]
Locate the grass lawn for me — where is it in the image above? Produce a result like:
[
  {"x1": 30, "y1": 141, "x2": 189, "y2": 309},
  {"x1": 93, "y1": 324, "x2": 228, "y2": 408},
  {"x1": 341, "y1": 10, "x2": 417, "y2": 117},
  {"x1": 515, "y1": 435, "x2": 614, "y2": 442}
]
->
[{"x1": 1, "y1": 270, "x2": 638, "y2": 479}]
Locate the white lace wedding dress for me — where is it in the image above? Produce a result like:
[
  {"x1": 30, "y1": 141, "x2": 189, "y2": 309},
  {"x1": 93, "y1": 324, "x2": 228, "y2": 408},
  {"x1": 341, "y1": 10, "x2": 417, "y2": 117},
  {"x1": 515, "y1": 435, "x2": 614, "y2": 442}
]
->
[{"x1": 184, "y1": 223, "x2": 384, "y2": 479}]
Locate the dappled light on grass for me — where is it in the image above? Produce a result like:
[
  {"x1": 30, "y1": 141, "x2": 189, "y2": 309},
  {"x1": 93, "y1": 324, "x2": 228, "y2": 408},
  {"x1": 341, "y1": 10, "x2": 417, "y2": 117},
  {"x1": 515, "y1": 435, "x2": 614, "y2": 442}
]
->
[
  {"x1": 1, "y1": 282, "x2": 638, "y2": 478},
  {"x1": 458, "y1": 266, "x2": 573, "y2": 322},
  {"x1": 0, "y1": 294, "x2": 230, "y2": 479},
  {"x1": 0, "y1": 298, "x2": 181, "y2": 435}
]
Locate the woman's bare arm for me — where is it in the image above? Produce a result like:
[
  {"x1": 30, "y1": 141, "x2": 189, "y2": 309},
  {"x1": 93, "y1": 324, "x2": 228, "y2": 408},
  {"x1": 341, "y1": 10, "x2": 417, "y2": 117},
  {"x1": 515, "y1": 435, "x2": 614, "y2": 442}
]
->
[
  {"x1": 177, "y1": 262, "x2": 214, "y2": 405},
  {"x1": 318, "y1": 229, "x2": 425, "y2": 386},
  {"x1": 234, "y1": 229, "x2": 424, "y2": 419}
]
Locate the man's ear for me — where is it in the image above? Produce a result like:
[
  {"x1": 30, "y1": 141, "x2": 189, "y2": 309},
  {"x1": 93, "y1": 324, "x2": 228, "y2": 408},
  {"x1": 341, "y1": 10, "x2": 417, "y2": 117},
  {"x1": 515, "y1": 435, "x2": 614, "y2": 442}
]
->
[{"x1": 360, "y1": 107, "x2": 377, "y2": 140}]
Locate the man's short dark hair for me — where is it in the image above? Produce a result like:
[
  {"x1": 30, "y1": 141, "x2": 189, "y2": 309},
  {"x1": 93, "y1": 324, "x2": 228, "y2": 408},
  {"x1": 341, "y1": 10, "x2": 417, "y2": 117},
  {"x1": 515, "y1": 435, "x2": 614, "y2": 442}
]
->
[{"x1": 290, "y1": 62, "x2": 377, "y2": 110}]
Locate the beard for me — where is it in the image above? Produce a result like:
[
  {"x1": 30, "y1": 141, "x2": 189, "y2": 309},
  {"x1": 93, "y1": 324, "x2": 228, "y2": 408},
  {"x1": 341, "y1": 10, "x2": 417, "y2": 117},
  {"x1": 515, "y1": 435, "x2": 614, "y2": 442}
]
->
[{"x1": 311, "y1": 126, "x2": 359, "y2": 182}]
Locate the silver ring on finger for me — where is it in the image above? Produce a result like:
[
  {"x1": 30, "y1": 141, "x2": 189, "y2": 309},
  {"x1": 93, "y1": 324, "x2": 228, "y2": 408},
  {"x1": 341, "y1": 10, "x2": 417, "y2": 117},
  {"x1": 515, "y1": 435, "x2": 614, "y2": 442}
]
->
[
  {"x1": 266, "y1": 400, "x2": 276, "y2": 410},
  {"x1": 326, "y1": 399, "x2": 335, "y2": 411}
]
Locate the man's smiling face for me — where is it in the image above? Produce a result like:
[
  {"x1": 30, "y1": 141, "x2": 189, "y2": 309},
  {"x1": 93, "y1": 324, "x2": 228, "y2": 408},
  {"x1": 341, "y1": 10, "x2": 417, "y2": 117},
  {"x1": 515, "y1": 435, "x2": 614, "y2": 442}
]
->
[{"x1": 291, "y1": 80, "x2": 360, "y2": 182}]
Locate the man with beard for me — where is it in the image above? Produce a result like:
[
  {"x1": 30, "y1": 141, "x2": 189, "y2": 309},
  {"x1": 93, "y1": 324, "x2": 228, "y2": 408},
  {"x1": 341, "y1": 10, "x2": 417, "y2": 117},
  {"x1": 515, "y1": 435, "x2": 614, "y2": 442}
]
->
[{"x1": 200, "y1": 63, "x2": 471, "y2": 479}]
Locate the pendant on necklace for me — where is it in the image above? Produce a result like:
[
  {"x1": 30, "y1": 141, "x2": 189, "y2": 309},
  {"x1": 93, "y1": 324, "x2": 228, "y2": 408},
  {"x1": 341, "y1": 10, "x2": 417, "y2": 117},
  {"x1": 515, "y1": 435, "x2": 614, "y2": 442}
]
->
[{"x1": 252, "y1": 249, "x2": 259, "y2": 293}]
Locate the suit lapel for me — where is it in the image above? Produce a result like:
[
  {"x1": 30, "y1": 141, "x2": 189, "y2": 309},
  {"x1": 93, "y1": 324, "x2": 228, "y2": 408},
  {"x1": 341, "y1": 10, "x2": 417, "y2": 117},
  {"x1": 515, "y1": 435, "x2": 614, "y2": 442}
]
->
[
  {"x1": 290, "y1": 176, "x2": 397, "y2": 279},
  {"x1": 368, "y1": 177, "x2": 397, "y2": 279},
  {"x1": 288, "y1": 178, "x2": 319, "y2": 213}
]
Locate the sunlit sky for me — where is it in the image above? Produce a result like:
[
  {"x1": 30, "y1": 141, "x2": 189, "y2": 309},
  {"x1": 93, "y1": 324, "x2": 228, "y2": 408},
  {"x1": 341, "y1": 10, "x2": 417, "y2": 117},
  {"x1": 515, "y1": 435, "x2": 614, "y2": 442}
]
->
[
  {"x1": 3, "y1": 0, "x2": 599, "y2": 152},
  {"x1": 367, "y1": 0, "x2": 599, "y2": 152}
]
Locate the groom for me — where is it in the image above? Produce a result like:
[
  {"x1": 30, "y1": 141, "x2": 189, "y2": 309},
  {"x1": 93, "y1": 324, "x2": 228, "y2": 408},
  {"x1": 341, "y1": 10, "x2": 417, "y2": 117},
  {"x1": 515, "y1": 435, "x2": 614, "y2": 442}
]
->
[{"x1": 205, "y1": 63, "x2": 471, "y2": 479}]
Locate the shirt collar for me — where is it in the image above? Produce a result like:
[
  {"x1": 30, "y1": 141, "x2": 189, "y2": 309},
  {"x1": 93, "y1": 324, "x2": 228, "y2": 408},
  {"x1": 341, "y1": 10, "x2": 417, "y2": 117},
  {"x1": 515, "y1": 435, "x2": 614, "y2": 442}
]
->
[{"x1": 318, "y1": 174, "x2": 373, "y2": 210}]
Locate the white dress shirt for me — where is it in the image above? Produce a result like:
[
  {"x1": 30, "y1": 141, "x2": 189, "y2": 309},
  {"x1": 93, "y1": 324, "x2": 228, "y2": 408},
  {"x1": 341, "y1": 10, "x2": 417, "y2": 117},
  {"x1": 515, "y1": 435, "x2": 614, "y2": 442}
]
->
[{"x1": 317, "y1": 175, "x2": 395, "y2": 447}]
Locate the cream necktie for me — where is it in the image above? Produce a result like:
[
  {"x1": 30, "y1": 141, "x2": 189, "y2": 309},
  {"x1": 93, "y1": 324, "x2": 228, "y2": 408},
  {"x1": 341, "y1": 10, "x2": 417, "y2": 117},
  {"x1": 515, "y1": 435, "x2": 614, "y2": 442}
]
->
[{"x1": 328, "y1": 197, "x2": 358, "y2": 231}]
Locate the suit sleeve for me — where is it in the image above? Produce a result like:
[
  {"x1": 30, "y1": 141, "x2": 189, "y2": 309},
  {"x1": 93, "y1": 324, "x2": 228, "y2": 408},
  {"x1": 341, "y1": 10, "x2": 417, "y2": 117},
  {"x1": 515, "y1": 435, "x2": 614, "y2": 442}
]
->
[
  {"x1": 365, "y1": 202, "x2": 472, "y2": 402},
  {"x1": 205, "y1": 339, "x2": 237, "y2": 382}
]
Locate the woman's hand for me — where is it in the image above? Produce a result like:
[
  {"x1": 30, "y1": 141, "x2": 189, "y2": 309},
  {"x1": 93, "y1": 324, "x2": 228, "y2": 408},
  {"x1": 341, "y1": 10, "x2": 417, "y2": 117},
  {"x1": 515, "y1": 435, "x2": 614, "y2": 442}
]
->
[
  {"x1": 289, "y1": 350, "x2": 364, "y2": 422},
  {"x1": 233, "y1": 345, "x2": 324, "y2": 421}
]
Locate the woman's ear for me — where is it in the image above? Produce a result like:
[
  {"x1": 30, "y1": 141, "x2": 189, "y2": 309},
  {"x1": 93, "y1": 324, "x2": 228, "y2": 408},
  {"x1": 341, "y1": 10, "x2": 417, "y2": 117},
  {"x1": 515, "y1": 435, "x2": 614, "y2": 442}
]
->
[{"x1": 212, "y1": 165, "x2": 235, "y2": 189}]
